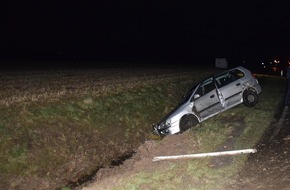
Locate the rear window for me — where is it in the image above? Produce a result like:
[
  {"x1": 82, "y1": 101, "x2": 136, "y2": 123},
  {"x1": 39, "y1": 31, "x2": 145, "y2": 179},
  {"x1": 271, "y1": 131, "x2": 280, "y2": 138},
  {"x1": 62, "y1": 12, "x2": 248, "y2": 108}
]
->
[{"x1": 230, "y1": 69, "x2": 244, "y2": 79}]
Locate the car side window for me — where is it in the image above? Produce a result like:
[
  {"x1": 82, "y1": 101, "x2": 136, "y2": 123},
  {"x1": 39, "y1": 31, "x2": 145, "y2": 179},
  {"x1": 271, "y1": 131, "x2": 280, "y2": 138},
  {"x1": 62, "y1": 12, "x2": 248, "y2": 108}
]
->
[
  {"x1": 215, "y1": 72, "x2": 233, "y2": 88},
  {"x1": 215, "y1": 69, "x2": 245, "y2": 88},
  {"x1": 196, "y1": 78, "x2": 215, "y2": 96}
]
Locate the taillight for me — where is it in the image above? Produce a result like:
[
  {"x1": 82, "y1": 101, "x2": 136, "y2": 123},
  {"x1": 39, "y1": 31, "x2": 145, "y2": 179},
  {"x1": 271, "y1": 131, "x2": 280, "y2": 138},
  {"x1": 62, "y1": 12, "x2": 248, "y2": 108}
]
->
[{"x1": 251, "y1": 72, "x2": 256, "y2": 79}]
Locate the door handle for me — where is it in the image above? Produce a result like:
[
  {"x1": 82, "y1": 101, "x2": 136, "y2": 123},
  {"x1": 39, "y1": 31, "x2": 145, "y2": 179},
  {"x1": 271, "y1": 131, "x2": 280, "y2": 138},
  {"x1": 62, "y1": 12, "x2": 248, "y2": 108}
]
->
[
  {"x1": 210, "y1": 94, "x2": 215, "y2": 98},
  {"x1": 236, "y1": 83, "x2": 241, "y2": 86}
]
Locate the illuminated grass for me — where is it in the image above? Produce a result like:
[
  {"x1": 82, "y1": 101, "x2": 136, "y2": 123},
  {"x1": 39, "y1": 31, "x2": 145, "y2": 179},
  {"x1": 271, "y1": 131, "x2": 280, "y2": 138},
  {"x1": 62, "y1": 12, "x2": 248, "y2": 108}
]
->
[
  {"x1": 0, "y1": 68, "x2": 286, "y2": 189},
  {"x1": 98, "y1": 75, "x2": 287, "y2": 190}
]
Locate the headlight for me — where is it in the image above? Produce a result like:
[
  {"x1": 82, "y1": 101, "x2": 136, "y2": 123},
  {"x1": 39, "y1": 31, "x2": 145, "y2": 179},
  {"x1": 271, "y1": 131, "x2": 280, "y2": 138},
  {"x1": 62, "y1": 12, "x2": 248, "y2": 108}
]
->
[
  {"x1": 157, "y1": 119, "x2": 171, "y2": 130},
  {"x1": 165, "y1": 119, "x2": 171, "y2": 127}
]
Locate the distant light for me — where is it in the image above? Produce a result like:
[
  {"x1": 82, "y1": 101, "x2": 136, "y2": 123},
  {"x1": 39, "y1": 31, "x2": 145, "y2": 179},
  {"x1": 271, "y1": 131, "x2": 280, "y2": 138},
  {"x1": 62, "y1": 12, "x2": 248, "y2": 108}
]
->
[{"x1": 261, "y1": 62, "x2": 264, "y2": 65}]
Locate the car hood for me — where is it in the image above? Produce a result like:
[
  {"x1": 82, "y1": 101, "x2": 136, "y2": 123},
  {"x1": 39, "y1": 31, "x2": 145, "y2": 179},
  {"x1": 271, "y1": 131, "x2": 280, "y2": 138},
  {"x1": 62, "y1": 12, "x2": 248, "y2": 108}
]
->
[{"x1": 158, "y1": 101, "x2": 187, "y2": 124}]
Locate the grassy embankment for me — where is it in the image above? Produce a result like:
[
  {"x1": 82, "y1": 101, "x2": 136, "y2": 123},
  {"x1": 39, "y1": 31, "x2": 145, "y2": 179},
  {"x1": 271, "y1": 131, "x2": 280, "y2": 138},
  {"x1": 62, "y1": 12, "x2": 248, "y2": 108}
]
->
[
  {"x1": 99, "y1": 75, "x2": 287, "y2": 190},
  {"x1": 0, "y1": 67, "x2": 286, "y2": 190},
  {"x1": 0, "y1": 67, "x2": 217, "y2": 190}
]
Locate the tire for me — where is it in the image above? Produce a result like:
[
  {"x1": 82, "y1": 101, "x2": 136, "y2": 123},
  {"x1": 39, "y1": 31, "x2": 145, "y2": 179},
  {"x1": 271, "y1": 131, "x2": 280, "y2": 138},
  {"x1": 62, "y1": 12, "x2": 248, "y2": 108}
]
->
[
  {"x1": 179, "y1": 115, "x2": 199, "y2": 133},
  {"x1": 243, "y1": 89, "x2": 258, "y2": 107}
]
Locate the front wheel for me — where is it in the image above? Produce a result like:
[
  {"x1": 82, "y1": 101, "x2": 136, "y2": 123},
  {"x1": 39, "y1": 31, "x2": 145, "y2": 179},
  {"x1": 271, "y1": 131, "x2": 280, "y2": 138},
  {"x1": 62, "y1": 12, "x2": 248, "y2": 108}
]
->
[
  {"x1": 243, "y1": 89, "x2": 258, "y2": 107},
  {"x1": 179, "y1": 115, "x2": 199, "y2": 133}
]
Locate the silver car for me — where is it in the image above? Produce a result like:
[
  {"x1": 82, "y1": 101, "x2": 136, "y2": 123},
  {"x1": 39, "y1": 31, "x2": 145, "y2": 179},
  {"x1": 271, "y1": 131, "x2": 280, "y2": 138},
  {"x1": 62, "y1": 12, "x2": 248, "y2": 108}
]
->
[{"x1": 153, "y1": 66, "x2": 262, "y2": 136}]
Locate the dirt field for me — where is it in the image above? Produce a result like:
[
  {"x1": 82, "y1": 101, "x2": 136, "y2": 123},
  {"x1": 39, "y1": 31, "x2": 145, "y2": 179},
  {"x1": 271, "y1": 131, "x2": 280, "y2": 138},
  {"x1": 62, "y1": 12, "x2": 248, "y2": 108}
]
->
[{"x1": 78, "y1": 106, "x2": 290, "y2": 190}]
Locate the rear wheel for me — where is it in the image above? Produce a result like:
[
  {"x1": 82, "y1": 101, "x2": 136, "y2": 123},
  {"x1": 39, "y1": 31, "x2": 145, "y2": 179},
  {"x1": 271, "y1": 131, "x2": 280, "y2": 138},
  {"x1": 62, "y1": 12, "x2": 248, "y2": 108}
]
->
[
  {"x1": 243, "y1": 89, "x2": 258, "y2": 107},
  {"x1": 179, "y1": 115, "x2": 199, "y2": 133}
]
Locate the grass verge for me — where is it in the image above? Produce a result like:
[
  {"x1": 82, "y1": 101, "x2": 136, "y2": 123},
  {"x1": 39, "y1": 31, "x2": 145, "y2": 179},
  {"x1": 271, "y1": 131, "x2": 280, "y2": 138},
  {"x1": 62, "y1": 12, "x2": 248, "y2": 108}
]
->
[
  {"x1": 0, "y1": 68, "x2": 286, "y2": 190},
  {"x1": 0, "y1": 68, "x2": 216, "y2": 190},
  {"x1": 92, "y1": 75, "x2": 287, "y2": 190}
]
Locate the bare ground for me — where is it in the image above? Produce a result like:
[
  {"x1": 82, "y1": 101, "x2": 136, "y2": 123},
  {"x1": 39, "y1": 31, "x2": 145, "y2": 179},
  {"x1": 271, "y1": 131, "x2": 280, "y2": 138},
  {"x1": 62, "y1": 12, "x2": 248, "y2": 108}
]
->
[
  {"x1": 78, "y1": 130, "x2": 199, "y2": 190},
  {"x1": 77, "y1": 106, "x2": 290, "y2": 190}
]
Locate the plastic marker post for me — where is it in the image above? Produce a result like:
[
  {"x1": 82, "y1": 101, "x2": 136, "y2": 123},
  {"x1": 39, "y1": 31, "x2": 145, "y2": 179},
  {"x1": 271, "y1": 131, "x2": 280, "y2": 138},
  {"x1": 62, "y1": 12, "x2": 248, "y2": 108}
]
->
[{"x1": 152, "y1": 148, "x2": 257, "y2": 162}]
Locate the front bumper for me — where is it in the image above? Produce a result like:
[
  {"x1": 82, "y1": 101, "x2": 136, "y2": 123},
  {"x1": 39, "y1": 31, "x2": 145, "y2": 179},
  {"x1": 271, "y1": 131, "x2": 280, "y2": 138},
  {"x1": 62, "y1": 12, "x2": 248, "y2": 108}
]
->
[{"x1": 152, "y1": 123, "x2": 170, "y2": 136}]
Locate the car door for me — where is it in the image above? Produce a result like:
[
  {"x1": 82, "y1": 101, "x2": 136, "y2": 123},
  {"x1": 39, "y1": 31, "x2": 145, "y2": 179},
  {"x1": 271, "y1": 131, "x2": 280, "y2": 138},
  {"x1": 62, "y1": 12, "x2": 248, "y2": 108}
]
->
[
  {"x1": 193, "y1": 77, "x2": 224, "y2": 120},
  {"x1": 215, "y1": 69, "x2": 244, "y2": 107}
]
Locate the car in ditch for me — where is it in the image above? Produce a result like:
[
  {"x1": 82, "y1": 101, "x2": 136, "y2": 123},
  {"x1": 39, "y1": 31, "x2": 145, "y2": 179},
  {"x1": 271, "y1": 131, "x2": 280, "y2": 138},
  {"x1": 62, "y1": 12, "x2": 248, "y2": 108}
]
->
[{"x1": 153, "y1": 66, "x2": 262, "y2": 136}]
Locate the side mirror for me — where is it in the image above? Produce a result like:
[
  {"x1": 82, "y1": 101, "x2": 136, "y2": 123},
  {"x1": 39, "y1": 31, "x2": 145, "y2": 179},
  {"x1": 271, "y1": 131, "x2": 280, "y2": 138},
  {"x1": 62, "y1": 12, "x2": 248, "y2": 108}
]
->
[{"x1": 194, "y1": 94, "x2": 200, "y2": 99}]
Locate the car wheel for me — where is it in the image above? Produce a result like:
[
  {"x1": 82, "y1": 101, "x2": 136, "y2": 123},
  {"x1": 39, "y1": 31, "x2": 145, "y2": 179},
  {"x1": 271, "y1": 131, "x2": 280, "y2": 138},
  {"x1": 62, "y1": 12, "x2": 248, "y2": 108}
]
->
[
  {"x1": 243, "y1": 89, "x2": 258, "y2": 107},
  {"x1": 179, "y1": 115, "x2": 199, "y2": 133}
]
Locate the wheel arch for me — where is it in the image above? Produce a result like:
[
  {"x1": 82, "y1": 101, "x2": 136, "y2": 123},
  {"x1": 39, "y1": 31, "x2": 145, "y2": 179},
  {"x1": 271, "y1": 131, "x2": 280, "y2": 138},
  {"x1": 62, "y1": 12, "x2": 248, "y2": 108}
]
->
[{"x1": 179, "y1": 114, "x2": 199, "y2": 133}]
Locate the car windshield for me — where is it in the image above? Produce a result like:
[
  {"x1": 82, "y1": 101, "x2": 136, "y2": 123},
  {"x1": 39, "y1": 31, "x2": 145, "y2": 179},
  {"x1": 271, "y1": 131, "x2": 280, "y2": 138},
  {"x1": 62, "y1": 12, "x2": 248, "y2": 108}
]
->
[{"x1": 181, "y1": 84, "x2": 198, "y2": 103}]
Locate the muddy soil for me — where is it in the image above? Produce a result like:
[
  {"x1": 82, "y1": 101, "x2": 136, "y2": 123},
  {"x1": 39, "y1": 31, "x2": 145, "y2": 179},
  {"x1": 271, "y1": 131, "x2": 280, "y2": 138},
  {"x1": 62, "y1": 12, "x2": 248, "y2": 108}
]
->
[
  {"x1": 77, "y1": 106, "x2": 290, "y2": 190},
  {"x1": 78, "y1": 130, "x2": 200, "y2": 190}
]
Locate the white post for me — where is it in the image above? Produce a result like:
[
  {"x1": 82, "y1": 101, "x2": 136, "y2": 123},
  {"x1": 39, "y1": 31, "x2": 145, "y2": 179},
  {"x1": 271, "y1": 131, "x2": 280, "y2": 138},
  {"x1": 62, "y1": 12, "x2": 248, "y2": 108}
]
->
[{"x1": 152, "y1": 148, "x2": 257, "y2": 162}]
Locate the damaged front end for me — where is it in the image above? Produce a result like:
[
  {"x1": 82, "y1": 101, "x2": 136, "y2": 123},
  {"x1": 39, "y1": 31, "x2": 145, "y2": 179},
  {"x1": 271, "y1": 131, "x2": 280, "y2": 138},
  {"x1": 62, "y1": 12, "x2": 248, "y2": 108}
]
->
[{"x1": 152, "y1": 119, "x2": 172, "y2": 136}]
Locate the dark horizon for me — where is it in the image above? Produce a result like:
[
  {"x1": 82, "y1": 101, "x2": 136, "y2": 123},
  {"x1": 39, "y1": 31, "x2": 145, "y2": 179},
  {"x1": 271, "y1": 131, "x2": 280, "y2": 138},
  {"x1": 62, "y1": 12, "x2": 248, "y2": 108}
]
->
[{"x1": 2, "y1": 1, "x2": 290, "y2": 69}]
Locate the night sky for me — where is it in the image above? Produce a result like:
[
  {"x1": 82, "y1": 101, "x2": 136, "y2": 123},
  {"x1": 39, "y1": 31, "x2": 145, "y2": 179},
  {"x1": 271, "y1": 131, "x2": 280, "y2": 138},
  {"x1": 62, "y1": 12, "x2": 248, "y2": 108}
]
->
[{"x1": 2, "y1": 1, "x2": 290, "y2": 68}]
